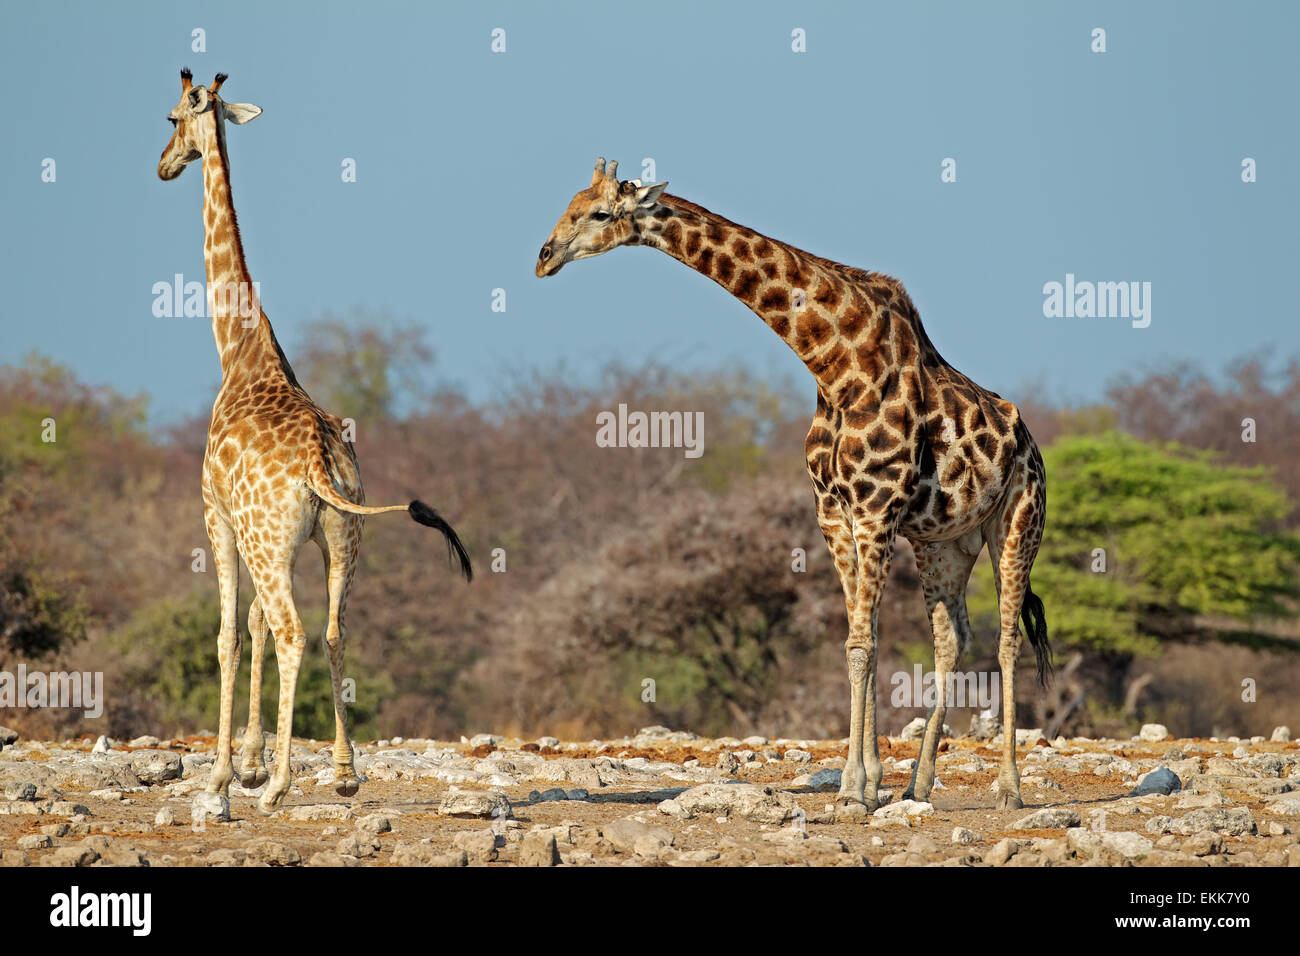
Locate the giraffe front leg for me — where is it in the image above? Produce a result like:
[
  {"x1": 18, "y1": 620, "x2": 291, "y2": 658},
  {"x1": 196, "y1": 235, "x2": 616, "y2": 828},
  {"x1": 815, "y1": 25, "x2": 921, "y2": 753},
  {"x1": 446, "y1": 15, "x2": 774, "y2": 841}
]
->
[
  {"x1": 205, "y1": 518, "x2": 240, "y2": 800},
  {"x1": 238, "y1": 597, "x2": 270, "y2": 789},
  {"x1": 837, "y1": 529, "x2": 894, "y2": 818},
  {"x1": 838, "y1": 643, "x2": 881, "y2": 814}
]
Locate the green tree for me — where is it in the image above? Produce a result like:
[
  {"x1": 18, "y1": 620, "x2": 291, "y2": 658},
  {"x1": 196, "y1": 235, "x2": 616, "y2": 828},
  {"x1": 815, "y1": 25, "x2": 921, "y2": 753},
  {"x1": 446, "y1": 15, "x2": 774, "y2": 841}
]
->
[{"x1": 969, "y1": 432, "x2": 1300, "y2": 657}]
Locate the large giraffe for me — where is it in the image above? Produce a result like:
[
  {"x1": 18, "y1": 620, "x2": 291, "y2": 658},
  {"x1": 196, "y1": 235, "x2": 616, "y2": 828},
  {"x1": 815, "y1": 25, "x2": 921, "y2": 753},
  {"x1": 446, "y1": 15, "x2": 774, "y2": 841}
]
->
[
  {"x1": 537, "y1": 159, "x2": 1050, "y2": 813},
  {"x1": 157, "y1": 70, "x2": 472, "y2": 813}
]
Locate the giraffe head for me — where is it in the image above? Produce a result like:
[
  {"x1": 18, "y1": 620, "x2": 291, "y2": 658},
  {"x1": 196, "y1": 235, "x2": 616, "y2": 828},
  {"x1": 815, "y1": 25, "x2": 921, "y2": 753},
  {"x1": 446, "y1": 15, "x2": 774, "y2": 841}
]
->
[
  {"x1": 535, "y1": 158, "x2": 669, "y2": 277},
  {"x1": 157, "y1": 69, "x2": 262, "y2": 181}
]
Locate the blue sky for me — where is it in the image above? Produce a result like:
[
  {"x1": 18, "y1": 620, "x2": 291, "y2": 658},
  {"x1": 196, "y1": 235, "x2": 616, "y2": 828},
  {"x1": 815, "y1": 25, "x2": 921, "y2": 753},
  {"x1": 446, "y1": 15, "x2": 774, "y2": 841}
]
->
[{"x1": 1, "y1": 1, "x2": 1296, "y2": 425}]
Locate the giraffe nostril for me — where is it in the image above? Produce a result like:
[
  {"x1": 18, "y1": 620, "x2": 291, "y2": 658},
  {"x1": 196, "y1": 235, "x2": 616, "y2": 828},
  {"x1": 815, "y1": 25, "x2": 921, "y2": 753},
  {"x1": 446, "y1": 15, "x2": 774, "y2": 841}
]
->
[{"x1": 539, "y1": 244, "x2": 552, "y2": 262}]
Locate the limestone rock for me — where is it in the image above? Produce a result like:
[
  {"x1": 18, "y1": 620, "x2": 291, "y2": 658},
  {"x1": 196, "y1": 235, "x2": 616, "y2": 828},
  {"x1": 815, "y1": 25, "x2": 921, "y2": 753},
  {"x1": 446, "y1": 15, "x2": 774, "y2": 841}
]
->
[
  {"x1": 1173, "y1": 807, "x2": 1254, "y2": 837},
  {"x1": 1011, "y1": 807, "x2": 1081, "y2": 830},
  {"x1": 437, "y1": 787, "x2": 511, "y2": 819},
  {"x1": 675, "y1": 783, "x2": 795, "y2": 824},
  {"x1": 128, "y1": 750, "x2": 182, "y2": 785},
  {"x1": 246, "y1": 839, "x2": 302, "y2": 866},
  {"x1": 519, "y1": 831, "x2": 561, "y2": 866}
]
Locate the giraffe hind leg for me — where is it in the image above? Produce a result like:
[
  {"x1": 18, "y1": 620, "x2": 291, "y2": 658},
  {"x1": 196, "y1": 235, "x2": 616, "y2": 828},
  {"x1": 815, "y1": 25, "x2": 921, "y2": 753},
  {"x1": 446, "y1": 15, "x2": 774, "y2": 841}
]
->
[
  {"x1": 984, "y1": 452, "x2": 1048, "y2": 812},
  {"x1": 241, "y1": 541, "x2": 310, "y2": 814},
  {"x1": 903, "y1": 538, "x2": 979, "y2": 803},
  {"x1": 315, "y1": 512, "x2": 362, "y2": 798},
  {"x1": 238, "y1": 596, "x2": 270, "y2": 789}
]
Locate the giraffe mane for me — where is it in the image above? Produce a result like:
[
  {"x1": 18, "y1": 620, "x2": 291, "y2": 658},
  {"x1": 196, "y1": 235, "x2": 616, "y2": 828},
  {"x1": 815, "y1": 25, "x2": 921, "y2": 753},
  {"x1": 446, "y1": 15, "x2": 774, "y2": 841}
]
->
[
  {"x1": 656, "y1": 192, "x2": 961, "y2": 382},
  {"x1": 657, "y1": 193, "x2": 879, "y2": 285}
]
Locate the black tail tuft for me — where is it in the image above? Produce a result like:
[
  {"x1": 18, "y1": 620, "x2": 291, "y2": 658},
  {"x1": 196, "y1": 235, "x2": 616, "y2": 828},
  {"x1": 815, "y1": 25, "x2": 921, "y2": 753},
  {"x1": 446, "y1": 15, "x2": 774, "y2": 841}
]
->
[
  {"x1": 1020, "y1": 585, "x2": 1052, "y2": 687},
  {"x1": 408, "y1": 500, "x2": 473, "y2": 583}
]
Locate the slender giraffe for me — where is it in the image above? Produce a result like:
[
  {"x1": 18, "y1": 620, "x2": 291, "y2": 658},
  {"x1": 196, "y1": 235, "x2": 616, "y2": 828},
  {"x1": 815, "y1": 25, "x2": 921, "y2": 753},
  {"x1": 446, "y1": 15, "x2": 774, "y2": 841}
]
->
[
  {"x1": 537, "y1": 159, "x2": 1050, "y2": 813},
  {"x1": 157, "y1": 70, "x2": 472, "y2": 813}
]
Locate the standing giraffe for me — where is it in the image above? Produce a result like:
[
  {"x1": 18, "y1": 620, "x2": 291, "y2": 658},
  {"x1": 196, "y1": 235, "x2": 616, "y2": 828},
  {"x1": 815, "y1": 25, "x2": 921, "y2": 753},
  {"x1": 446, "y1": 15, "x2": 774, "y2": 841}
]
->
[
  {"x1": 157, "y1": 70, "x2": 472, "y2": 813},
  {"x1": 536, "y1": 159, "x2": 1050, "y2": 813}
]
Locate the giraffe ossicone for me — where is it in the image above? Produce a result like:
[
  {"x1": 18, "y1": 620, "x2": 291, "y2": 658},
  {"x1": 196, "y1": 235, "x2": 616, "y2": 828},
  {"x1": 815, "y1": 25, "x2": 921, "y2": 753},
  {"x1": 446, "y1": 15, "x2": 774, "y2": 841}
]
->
[
  {"x1": 157, "y1": 70, "x2": 472, "y2": 814},
  {"x1": 537, "y1": 157, "x2": 1051, "y2": 814}
]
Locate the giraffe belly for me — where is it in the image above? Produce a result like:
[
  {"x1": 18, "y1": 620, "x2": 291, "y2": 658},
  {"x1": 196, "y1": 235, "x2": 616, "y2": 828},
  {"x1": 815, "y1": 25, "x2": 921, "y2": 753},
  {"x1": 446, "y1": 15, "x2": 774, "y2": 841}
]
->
[{"x1": 899, "y1": 469, "x2": 1006, "y2": 543}]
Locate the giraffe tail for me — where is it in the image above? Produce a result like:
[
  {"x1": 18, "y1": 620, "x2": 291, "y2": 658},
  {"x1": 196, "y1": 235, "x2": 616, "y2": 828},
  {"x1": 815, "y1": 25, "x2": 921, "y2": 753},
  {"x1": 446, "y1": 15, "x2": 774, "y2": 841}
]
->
[
  {"x1": 305, "y1": 460, "x2": 473, "y2": 582},
  {"x1": 408, "y1": 500, "x2": 474, "y2": 583},
  {"x1": 1020, "y1": 584, "x2": 1052, "y2": 687}
]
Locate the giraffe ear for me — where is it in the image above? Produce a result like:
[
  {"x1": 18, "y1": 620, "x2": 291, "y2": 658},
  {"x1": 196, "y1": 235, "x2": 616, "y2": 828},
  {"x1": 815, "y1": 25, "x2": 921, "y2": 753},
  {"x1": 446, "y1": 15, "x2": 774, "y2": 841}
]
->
[
  {"x1": 223, "y1": 102, "x2": 263, "y2": 125},
  {"x1": 634, "y1": 181, "x2": 668, "y2": 207}
]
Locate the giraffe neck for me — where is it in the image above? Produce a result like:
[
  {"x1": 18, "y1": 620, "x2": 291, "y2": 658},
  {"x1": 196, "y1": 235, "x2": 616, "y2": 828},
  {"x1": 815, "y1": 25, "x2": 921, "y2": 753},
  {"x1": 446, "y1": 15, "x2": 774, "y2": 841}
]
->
[
  {"x1": 197, "y1": 113, "x2": 296, "y2": 387},
  {"x1": 635, "y1": 194, "x2": 912, "y2": 398}
]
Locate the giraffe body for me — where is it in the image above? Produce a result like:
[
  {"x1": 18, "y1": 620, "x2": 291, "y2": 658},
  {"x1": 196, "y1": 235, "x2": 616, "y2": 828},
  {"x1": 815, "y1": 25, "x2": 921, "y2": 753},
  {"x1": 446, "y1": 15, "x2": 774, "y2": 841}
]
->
[
  {"x1": 537, "y1": 160, "x2": 1050, "y2": 812},
  {"x1": 158, "y1": 71, "x2": 471, "y2": 813}
]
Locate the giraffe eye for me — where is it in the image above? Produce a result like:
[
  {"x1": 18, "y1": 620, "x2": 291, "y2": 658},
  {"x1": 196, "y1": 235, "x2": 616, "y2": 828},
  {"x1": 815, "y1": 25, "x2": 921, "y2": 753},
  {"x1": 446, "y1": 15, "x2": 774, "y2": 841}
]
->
[{"x1": 590, "y1": 211, "x2": 610, "y2": 222}]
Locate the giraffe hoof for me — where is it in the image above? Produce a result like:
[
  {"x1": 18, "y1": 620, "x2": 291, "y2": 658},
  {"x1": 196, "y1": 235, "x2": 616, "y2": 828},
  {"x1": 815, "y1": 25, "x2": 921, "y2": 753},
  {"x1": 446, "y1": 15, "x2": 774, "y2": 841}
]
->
[
  {"x1": 832, "y1": 800, "x2": 871, "y2": 823},
  {"x1": 994, "y1": 792, "x2": 1023, "y2": 811},
  {"x1": 335, "y1": 777, "x2": 360, "y2": 798},
  {"x1": 240, "y1": 768, "x2": 269, "y2": 788},
  {"x1": 257, "y1": 790, "x2": 287, "y2": 814}
]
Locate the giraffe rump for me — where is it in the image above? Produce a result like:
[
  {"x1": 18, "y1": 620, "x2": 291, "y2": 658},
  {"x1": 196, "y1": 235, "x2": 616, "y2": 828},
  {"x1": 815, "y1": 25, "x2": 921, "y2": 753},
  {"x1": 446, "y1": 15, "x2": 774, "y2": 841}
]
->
[
  {"x1": 409, "y1": 500, "x2": 474, "y2": 583},
  {"x1": 1020, "y1": 585, "x2": 1052, "y2": 687}
]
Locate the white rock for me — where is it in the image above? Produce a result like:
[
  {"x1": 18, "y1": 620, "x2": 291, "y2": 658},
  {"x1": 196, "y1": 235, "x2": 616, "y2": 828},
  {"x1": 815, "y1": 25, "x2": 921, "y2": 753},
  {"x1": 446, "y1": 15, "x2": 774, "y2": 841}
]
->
[
  {"x1": 872, "y1": 799, "x2": 933, "y2": 821},
  {"x1": 438, "y1": 787, "x2": 511, "y2": 818},
  {"x1": 1139, "y1": 724, "x2": 1170, "y2": 742},
  {"x1": 192, "y1": 791, "x2": 230, "y2": 824},
  {"x1": 1100, "y1": 831, "x2": 1155, "y2": 858},
  {"x1": 952, "y1": 826, "x2": 978, "y2": 845},
  {"x1": 657, "y1": 798, "x2": 686, "y2": 817},
  {"x1": 900, "y1": 717, "x2": 928, "y2": 741},
  {"x1": 1272, "y1": 726, "x2": 1292, "y2": 743},
  {"x1": 1011, "y1": 807, "x2": 1081, "y2": 829},
  {"x1": 675, "y1": 783, "x2": 795, "y2": 824}
]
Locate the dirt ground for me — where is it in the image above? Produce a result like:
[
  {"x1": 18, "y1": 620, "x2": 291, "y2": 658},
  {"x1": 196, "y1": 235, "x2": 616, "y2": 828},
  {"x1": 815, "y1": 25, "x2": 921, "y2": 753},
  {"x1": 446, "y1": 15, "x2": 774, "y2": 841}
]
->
[{"x1": 1, "y1": 728, "x2": 1297, "y2": 867}]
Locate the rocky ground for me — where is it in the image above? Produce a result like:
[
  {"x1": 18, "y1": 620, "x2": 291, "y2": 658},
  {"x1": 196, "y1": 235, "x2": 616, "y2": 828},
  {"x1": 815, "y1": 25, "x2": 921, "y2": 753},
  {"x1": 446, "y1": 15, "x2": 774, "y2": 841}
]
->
[{"x1": 0, "y1": 722, "x2": 1297, "y2": 867}]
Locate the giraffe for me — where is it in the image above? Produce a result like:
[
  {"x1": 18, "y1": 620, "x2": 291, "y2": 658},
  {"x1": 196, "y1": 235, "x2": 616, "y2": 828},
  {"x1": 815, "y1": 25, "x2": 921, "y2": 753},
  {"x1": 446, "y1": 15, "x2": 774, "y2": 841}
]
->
[
  {"x1": 536, "y1": 159, "x2": 1051, "y2": 813},
  {"x1": 157, "y1": 70, "x2": 473, "y2": 813}
]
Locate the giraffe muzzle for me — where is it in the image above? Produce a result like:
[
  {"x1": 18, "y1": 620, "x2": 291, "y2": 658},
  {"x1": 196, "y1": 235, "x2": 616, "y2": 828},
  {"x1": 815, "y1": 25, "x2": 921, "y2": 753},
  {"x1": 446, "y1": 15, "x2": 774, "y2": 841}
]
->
[{"x1": 536, "y1": 242, "x2": 563, "y2": 277}]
